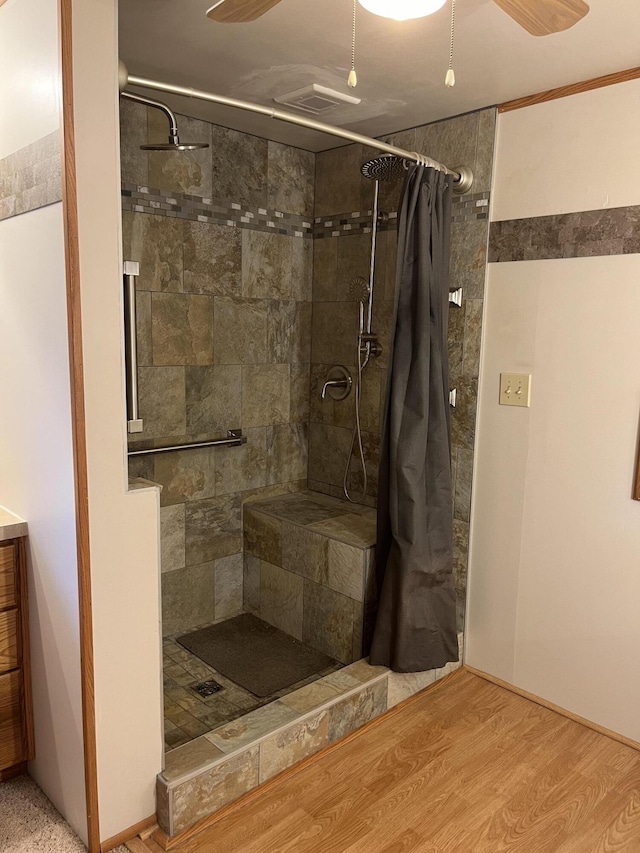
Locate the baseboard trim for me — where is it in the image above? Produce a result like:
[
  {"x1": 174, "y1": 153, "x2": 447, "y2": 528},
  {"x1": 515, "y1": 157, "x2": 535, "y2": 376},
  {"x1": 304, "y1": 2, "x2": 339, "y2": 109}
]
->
[
  {"x1": 464, "y1": 665, "x2": 640, "y2": 753},
  {"x1": 152, "y1": 668, "x2": 463, "y2": 850},
  {"x1": 0, "y1": 762, "x2": 27, "y2": 782},
  {"x1": 100, "y1": 815, "x2": 157, "y2": 852}
]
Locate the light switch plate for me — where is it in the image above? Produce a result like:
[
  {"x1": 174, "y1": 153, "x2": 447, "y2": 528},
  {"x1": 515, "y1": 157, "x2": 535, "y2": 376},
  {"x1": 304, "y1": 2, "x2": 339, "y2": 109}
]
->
[{"x1": 500, "y1": 373, "x2": 531, "y2": 407}]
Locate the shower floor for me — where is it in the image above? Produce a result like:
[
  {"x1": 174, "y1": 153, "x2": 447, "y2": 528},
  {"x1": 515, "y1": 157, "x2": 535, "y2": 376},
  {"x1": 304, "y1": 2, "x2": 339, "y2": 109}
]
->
[{"x1": 163, "y1": 617, "x2": 343, "y2": 751}]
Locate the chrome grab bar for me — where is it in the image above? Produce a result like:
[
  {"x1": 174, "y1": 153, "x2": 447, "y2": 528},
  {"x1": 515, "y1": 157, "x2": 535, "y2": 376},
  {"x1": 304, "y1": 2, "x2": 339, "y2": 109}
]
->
[
  {"x1": 123, "y1": 260, "x2": 143, "y2": 434},
  {"x1": 128, "y1": 429, "x2": 247, "y2": 457}
]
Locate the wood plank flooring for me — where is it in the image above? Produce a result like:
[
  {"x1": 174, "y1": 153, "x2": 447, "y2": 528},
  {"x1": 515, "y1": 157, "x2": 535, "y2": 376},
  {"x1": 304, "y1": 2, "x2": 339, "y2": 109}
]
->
[{"x1": 141, "y1": 669, "x2": 640, "y2": 852}]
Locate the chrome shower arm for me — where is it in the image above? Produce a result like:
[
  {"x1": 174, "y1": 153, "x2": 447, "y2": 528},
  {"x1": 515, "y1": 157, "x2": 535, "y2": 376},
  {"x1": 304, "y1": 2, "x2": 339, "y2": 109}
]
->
[{"x1": 120, "y1": 90, "x2": 180, "y2": 144}]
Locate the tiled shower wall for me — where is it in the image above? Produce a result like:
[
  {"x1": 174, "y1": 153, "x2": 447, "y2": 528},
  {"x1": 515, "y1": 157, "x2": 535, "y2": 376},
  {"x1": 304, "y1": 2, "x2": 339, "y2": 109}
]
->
[
  {"x1": 308, "y1": 108, "x2": 497, "y2": 625},
  {"x1": 120, "y1": 100, "x2": 314, "y2": 636}
]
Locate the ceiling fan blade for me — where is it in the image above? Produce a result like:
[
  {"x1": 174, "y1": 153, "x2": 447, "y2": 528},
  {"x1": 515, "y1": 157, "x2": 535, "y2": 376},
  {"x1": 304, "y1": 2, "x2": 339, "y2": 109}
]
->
[
  {"x1": 493, "y1": 0, "x2": 589, "y2": 36},
  {"x1": 206, "y1": 0, "x2": 284, "y2": 23}
]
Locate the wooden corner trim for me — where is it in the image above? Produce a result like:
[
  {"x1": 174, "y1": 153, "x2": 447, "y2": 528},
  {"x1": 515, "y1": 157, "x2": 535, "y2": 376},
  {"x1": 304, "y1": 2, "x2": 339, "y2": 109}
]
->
[
  {"x1": 498, "y1": 66, "x2": 640, "y2": 113},
  {"x1": 100, "y1": 816, "x2": 157, "y2": 852},
  {"x1": 58, "y1": 0, "x2": 100, "y2": 850},
  {"x1": 464, "y1": 665, "x2": 640, "y2": 753}
]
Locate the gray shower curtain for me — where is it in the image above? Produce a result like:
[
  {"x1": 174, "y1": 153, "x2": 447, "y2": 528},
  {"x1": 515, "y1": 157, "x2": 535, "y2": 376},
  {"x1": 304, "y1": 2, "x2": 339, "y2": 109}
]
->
[{"x1": 369, "y1": 165, "x2": 458, "y2": 673}]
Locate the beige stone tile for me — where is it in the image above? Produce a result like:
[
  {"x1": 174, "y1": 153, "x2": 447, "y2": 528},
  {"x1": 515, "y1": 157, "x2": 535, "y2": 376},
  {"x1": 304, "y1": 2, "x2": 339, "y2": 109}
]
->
[
  {"x1": 462, "y1": 297, "x2": 484, "y2": 378},
  {"x1": 160, "y1": 504, "x2": 186, "y2": 573},
  {"x1": 148, "y1": 110, "x2": 213, "y2": 196},
  {"x1": 214, "y1": 427, "x2": 267, "y2": 495},
  {"x1": 137, "y1": 367, "x2": 186, "y2": 439},
  {"x1": 279, "y1": 680, "x2": 343, "y2": 714},
  {"x1": 185, "y1": 494, "x2": 242, "y2": 565},
  {"x1": 183, "y1": 220, "x2": 241, "y2": 297},
  {"x1": 322, "y1": 667, "x2": 362, "y2": 693},
  {"x1": 328, "y1": 539, "x2": 365, "y2": 601},
  {"x1": 387, "y1": 669, "x2": 436, "y2": 709},
  {"x1": 213, "y1": 296, "x2": 267, "y2": 364},
  {"x1": 161, "y1": 562, "x2": 215, "y2": 637},
  {"x1": 205, "y1": 702, "x2": 298, "y2": 754},
  {"x1": 307, "y1": 422, "x2": 354, "y2": 491},
  {"x1": 163, "y1": 737, "x2": 225, "y2": 783},
  {"x1": 352, "y1": 600, "x2": 364, "y2": 661},
  {"x1": 211, "y1": 125, "x2": 267, "y2": 207},
  {"x1": 260, "y1": 561, "x2": 304, "y2": 640},
  {"x1": 214, "y1": 553, "x2": 243, "y2": 619},
  {"x1": 155, "y1": 447, "x2": 216, "y2": 507},
  {"x1": 185, "y1": 364, "x2": 242, "y2": 437},
  {"x1": 314, "y1": 143, "x2": 372, "y2": 217},
  {"x1": 136, "y1": 291, "x2": 153, "y2": 366},
  {"x1": 266, "y1": 423, "x2": 308, "y2": 486},
  {"x1": 340, "y1": 658, "x2": 389, "y2": 684},
  {"x1": 171, "y1": 747, "x2": 259, "y2": 834},
  {"x1": 290, "y1": 363, "x2": 310, "y2": 424},
  {"x1": 327, "y1": 679, "x2": 387, "y2": 742},
  {"x1": 281, "y1": 522, "x2": 329, "y2": 584},
  {"x1": 242, "y1": 364, "x2": 290, "y2": 428},
  {"x1": 152, "y1": 292, "x2": 213, "y2": 366},
  {"x1": 259, "y1": 710, "x2": 329, "y2": 783},
  {"x1": 310, "y1": 301, "x2": 358, "y2": 365},
  {"x1": 335, "y1": 233, "x2": 371, "y2": 301},
  {"x1": 121, "y1": 211, "x2": 183, "y2": 292},
  {"x1": 291, "y1": 237, "x2": 312, "y2": 301},
  {"x1": 243, "y1": 554, "x2": 260, "y2": 614},
  {"x1": 242, "y1": 230, "x2": 292, "y2": 299},
  {"x1": 156, "y1": 777, "x2": 171, "y2": 834},
  {"x1": 267, "y1": 300, "x2": 311, "y2": 364},
  {"x1": 119, "y1": 99, "x2": 148, "y2": 186},
  {"x1": 243, "y1": 506, "x2": 282, "y2": 565},
  {"x1": 303, "y1": 579, "x2": 355, "y2": 664},
  {"x1": 312, "y1": 237, "x2": 338, "y2": 301},
  {"x1": 267, "y1": 141, "x2": 314, "y2": 216},
  {"x1": 308, "y1": 513, "x2": 376, "y2": 548}
]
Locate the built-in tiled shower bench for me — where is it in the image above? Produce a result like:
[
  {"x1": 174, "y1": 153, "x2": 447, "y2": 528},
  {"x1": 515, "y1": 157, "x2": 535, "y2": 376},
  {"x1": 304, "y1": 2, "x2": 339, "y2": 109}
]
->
[
  {"x1": 155, "y1": 490, "x2": 463, "y2": 840},
  {"x1": 243, "y1": 490, "x2": 379, "y2": 665}
]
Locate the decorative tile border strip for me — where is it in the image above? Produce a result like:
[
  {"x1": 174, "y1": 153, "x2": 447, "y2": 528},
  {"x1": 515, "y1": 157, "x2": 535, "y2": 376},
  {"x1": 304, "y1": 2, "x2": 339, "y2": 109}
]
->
[
  {"x1": 451, "y1": 191, "x2": 490, "y2": 224},
  {"x1": 121, "y1": 183, "x2": 313, "y2": 238},
  {"x1": 489, "y1": 205, "x2": 640, "y2": 262},
  {"x1": 0, "y1": 130, "x2": 62, "y2": 221},
  {"x1": 313, "y1": 191, "x2": 490, "y2": 239},
  {"x1": 156, "y1": 639, "x2": 463, "y2": 837}
]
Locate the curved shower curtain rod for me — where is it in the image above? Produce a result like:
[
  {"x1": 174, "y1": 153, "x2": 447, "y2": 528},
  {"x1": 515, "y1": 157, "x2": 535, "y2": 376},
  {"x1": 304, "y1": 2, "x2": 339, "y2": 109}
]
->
[{"x1": 118, "y1": 62, "x2": 474, "y2": 195}]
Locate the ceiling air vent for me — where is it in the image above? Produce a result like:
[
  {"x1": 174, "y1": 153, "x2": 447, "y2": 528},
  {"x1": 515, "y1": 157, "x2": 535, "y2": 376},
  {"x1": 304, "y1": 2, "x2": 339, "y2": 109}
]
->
[{"x1": 273, "y1": 84, "x2": 361, "y2": 115}]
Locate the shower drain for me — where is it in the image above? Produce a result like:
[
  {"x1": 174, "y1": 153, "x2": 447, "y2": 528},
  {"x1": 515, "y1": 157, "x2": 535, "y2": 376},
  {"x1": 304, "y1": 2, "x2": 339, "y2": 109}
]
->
[{"x1": 193, "y1": 679, "x2": 224, "y2": 697}]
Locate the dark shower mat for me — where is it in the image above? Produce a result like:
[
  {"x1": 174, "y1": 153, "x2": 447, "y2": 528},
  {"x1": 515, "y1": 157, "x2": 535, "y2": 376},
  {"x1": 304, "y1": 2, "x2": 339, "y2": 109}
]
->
[{"x1": 176, "y1": 613, "x2": 337, "y2": 698}]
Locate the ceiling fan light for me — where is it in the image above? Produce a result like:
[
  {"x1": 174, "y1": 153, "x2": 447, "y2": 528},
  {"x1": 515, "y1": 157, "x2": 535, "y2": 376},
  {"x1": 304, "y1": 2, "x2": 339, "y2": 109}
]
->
[{"x1": 358, "y1": 0, "x2": 446, "y2": 21}]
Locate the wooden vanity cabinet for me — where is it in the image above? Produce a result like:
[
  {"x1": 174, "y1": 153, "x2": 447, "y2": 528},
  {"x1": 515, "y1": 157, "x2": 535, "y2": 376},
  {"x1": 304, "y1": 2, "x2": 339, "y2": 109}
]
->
[{"x1": 0, "y1": 539, "x2": 34, "y2": 779}]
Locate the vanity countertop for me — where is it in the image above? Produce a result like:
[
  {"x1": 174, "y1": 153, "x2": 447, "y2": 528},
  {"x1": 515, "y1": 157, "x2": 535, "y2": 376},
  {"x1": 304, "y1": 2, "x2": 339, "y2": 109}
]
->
[{"x1": 0, "y1": 506, "x2": 28, "y2": 542}]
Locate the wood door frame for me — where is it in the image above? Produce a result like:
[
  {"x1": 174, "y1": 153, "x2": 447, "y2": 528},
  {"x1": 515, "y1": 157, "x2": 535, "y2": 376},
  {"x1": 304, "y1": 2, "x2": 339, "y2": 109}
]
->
[{"x1": 59, "y1": 0, "x2": 100, "y2": 849}]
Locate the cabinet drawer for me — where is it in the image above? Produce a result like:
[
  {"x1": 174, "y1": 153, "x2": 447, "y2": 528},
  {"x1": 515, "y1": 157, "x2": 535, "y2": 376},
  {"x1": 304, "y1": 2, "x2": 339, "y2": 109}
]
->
[
  {"x1": 0, "y1": 545, "x2": 17, "y2": 610},
  {"x1": 0, "y1": 611, "x2": 18, "y2": 673},
  {"x1": 0, "y1": 670, "x2": 24, "y2": 770}
]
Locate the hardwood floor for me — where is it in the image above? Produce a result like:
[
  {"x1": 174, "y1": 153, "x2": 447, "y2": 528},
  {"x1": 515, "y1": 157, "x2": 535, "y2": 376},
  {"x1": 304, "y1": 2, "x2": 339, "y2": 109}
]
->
[{"x1": 139, "y1": 669, "x2": 640, "y2": 852}]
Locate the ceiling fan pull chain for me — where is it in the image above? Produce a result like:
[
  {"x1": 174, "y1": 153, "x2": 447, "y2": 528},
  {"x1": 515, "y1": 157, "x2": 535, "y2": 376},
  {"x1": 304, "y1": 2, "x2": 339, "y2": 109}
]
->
[
  {"x1": 348, "y1": 0, "x2": 358, "y2": 88},
  {"x1": 445, "y1": 0, "x2": 456, "y2": 87}
]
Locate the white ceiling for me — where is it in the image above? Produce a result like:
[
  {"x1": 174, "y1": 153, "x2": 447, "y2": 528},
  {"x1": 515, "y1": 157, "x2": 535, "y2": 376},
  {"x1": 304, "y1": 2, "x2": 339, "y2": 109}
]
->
[{"x1": 119, "y1": 0, "x2": 639, "y2": 151}]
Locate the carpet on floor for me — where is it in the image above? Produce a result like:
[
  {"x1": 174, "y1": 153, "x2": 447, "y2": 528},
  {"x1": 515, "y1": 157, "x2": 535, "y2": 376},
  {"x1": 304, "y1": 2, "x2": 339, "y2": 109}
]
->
[{"x1": 177, "y1": 613, "x2": 337, "y2": 697}]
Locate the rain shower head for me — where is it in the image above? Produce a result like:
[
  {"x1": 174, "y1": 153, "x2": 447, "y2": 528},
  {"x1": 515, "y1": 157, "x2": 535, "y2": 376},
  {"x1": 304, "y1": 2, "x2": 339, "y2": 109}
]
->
[
  {"x1": 120, "y1": 89, "x2": 209, "y2": 152},
  {"x1": 140, "y1": 139, "x2": 209, "y2": 151},
  {"x1": 349, "y1": 276, "x2": 371, "y2": 302},
  {"x1": 361, "y1": 155, "x2": 407, "y2": 183}
]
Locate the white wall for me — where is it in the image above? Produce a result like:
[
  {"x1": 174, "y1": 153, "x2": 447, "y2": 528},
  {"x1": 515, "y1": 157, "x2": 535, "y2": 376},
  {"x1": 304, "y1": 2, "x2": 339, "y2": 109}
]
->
[
  {"x1": 466, "y1": 79, "x2": 640, "y2": 742},
  {"x1": 0, "y1": 0, "x2": 87, "y2": 839},
  {"x1": 71, "y1": 0, "x2": 164, "y2": 841}
]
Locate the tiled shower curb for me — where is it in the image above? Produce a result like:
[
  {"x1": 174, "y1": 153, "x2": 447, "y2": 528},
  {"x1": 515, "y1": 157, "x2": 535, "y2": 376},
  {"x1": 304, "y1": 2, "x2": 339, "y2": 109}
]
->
[{"x1": 157, "y1": 637, "x2": 463, "y2": 837}]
